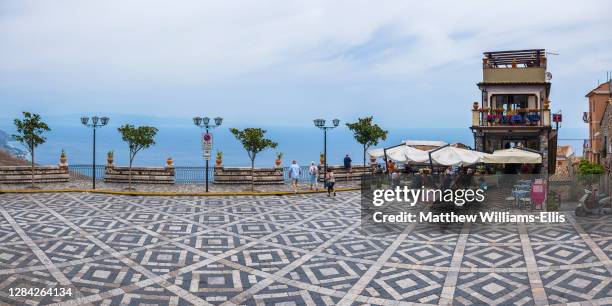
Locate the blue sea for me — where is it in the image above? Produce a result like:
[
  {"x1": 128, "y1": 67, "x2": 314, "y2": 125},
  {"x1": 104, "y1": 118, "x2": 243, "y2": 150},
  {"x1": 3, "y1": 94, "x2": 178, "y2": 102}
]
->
[{"x1": 1, "y1": 121, "x2": 587, "y2": 167}]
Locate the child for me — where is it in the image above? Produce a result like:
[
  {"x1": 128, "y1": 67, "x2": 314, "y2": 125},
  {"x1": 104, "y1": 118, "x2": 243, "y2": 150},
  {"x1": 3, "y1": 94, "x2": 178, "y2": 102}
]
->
[{"x1": 325, "y1": 168, "x2": 336, "y2": 196}]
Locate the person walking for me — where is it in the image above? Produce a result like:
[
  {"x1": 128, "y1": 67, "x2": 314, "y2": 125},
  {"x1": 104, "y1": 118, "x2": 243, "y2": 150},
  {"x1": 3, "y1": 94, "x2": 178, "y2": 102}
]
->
[
  {"x1": 308, "y1": 161, "x2": 319, "y2": 190},
  {"x1": 325, "y1": 168, "x2": 336, "y2": 197},
  {"x1": 343, "y1": 154, "x2": 352, "y2": 181},
  {"x1": 289, "y1": 160, "x2": 301, "y2": 193}
]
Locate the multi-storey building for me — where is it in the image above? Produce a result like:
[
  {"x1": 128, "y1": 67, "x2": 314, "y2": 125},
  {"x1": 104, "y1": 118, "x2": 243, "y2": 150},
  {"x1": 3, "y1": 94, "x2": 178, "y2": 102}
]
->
[
  {"x1": 470, "y1": 49, "x2": 557, "y2": 174},
  {"x1": 583, "y1": 80, "x2": 612, "y2": 164}
]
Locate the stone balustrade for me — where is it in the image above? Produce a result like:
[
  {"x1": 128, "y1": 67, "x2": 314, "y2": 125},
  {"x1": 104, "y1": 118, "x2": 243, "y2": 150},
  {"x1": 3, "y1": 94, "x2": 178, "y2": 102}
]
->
[
  {"x1": 214, "y1": 167, "x2": 284, "y2": 185},
  {"x1": 0, "y1": 165, "x2": 70, "y2": 184},
  {"x1": 318, "y1": 165, "x2": 371, "y2": 182},
  {"x1": 104, "y1": 165, "x2": 175, "y2": 184}
]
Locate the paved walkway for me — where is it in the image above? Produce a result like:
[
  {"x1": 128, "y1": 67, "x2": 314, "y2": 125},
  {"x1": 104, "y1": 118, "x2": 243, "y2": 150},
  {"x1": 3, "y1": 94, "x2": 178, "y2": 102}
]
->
[
  {"x1": 0, "y1": 180, "x2": 359, "y2": 193},
  {"x1": 0, "y1": 192, "x2": 610, "y2": 305}
]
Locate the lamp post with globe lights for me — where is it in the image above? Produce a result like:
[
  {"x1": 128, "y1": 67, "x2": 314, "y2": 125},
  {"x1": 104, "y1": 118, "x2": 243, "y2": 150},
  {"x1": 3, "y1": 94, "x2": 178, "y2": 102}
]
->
[
  {"x1": 81, "y1": 116, "x2": 109, "y2": 189},
  {"x1": 313, "y1": 118, "x2": 340, "y2": 184},
  {"x1": 193, "y1": 116, "x2": 223, "y2": 192}
]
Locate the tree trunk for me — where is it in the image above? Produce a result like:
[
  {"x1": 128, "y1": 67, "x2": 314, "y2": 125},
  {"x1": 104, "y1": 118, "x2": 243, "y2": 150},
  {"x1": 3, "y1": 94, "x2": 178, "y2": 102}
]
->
[
  {"x1": 251, "y1": 159, "x2": 255, "y2": 192},
  {"x1": 30, "y1": 148, "x2": 35, "y2": 188},
  {"x1": 363, "y1": 144, "x2": 367, "y2": 166},
  {"x1": 128, "y1": 157, "x2": 133, "y2": 190}
]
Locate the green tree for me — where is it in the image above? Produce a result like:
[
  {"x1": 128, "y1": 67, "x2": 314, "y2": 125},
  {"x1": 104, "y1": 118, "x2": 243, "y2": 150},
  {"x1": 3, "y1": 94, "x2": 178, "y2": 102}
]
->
[
  {"x1": 346, "y1": 116, "x2": 388, "y2": 166},
  {"x1": 13, "y1": 112, "x2": 51, "y2": 187},
  {"x1": 230, "y1": 128, "x2": 278, "y2": 191},
  {"x1": 117, "y1": 124, "x2": 158, "y2": 190},
  {"x1": 577, "y1": 159, "x2": 605, "y2": 188}
]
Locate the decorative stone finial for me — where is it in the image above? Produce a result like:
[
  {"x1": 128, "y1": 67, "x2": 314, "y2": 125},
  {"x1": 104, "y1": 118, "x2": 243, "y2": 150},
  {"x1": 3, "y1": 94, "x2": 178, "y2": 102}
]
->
[{"x1": 59, "y1": 149, "x2": 68, "y2": 168}]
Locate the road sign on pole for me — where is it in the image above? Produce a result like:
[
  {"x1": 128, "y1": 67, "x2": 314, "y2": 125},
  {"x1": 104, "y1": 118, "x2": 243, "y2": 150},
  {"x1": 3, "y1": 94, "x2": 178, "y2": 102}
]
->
[{"x1": 202, "y1": 132, "x2": 213, "y2": 160}]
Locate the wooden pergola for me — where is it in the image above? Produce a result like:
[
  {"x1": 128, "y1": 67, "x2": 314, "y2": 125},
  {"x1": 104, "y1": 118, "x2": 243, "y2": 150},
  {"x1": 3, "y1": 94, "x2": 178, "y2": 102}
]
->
[{"x1": 484, "y1": 49, "x2": 545, "y2": 67}]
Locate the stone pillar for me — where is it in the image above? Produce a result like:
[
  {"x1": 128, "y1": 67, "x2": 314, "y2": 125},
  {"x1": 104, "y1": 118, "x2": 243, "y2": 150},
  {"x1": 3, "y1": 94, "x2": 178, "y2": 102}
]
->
[
  {"x1": 473, "y1": 130, "x2": 484, "y2": 152},
  {"x1": 539, "y1": 132, "x2": 549, "y2": 176}
]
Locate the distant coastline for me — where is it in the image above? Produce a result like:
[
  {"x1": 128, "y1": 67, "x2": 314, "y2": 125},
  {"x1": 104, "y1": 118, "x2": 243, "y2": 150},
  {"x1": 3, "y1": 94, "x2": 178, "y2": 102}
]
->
[{"x1": 0, "y1": 129, "x2": 27, "y2": 159}]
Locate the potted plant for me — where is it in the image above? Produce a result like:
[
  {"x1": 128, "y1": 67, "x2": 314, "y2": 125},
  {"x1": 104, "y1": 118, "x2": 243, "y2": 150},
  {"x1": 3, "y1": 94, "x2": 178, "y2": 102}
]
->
[
  {"x1": 166, "y1": 157, "x2": 173, "y2": 167},
  {"x1": 472, "y1": 102, "x2": 479, "y2": 110},
  {"x1": 275, "y1": 152, "x2": 283, "y2": 167},
  {"x1": 107, "y1": 150, "x2": 114, "y2": 165},
  {"x1": 215, "y1": 151, "x2": 223, "y2": 167}
]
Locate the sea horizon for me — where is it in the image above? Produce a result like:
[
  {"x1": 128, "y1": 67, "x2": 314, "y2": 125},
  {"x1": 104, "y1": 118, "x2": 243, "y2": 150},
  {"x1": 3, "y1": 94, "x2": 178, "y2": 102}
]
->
[{"x1": 0, "y1": 120, "x2": 588, "y2": 168}]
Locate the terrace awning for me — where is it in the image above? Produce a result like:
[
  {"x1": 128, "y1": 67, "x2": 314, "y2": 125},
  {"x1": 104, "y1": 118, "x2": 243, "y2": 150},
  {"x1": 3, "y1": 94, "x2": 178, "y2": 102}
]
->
[
  {"x1": 367, "y1": 145, "x2": 429, "y2": 163},
  {"x1": 430, "y1": 146, "x2": 490, "y2": 166},
  {"x1": 480, "y1": 148, "x2": 542, "y2": 164}
]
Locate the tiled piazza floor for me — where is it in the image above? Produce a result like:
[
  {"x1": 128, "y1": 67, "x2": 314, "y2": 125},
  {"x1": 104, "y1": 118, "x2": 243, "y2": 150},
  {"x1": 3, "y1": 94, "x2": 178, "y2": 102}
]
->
[{"x1": 0, "y1": 191, "x2": 609, "y2": 305}]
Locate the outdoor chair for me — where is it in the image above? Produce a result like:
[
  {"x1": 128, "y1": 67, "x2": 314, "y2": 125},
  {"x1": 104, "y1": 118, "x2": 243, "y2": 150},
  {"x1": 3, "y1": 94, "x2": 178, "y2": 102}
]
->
[
  {"x1": 505, "y1": 196, "x2": 516, "y2": 210},
  {"x1": 519, "y1": 197, "x2": 532, "y2": 210}
]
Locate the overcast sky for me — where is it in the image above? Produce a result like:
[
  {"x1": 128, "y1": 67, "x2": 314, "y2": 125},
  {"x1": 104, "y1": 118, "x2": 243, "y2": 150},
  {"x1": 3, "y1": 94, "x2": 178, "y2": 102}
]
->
[{"x1": 1, "y1": 0, "x2": 611, "y2": 128}]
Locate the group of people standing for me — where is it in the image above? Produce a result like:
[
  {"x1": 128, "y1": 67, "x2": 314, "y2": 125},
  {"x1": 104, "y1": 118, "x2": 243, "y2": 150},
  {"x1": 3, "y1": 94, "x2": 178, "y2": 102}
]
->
[{"x1": 287, "y1": 154, "x2": 353, "y2": 196}]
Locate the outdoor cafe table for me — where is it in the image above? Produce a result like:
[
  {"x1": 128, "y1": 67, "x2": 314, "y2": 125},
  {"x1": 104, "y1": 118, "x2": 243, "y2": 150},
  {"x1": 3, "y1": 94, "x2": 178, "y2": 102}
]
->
[{"x1": 512, "y1": 189, "x2": 530, "y2": 199}]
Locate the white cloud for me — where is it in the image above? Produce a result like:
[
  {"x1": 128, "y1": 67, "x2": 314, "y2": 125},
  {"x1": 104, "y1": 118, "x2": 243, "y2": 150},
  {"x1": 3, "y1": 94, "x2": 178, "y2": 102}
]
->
[{"x1": 0, "y1": 0, "x2": 611, "y2": 127}]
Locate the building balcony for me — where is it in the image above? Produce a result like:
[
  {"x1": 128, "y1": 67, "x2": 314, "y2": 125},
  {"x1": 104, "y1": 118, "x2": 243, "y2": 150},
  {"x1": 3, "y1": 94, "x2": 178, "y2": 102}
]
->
[{"x1": 471, "y1": 108, "x2": 551, "y2": 128}]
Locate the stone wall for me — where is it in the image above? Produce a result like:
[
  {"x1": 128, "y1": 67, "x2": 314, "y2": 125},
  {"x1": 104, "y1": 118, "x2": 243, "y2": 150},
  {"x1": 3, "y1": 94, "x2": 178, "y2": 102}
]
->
[
  {"x1": 0, "y1": 165, "x2": 69, "y2": 184},
  {"x1": 318, "y1": 165, "x2": 371, "y2": 182},
  {"x1": 214, "y1": 167, "x2": 284, "y2": 185},
  {"x1": 602, "y1": 99, "x2": 612, "y2": 194},
  {"x1": 104, "y1": 165, "x2": 175, "y2": 184}
]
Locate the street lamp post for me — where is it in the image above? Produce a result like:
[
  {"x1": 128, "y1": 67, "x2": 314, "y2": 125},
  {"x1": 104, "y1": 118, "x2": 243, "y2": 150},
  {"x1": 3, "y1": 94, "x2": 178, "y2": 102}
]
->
[
  {"x1": 193, "y1": 116, "x2": 223, "y2": 192},
  {"x1": 313, "y1": 118, "x2": 340, "y2": 184},
  {"x1": 81, "y1": 116, "x2": 109, "y2": 189}
]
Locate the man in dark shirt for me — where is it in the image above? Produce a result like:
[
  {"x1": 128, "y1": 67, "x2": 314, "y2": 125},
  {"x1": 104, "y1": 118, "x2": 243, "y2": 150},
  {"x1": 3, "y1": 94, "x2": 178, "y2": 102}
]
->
[{"x1": 343, "y1": 154, "x2": 352, "y2": 181}]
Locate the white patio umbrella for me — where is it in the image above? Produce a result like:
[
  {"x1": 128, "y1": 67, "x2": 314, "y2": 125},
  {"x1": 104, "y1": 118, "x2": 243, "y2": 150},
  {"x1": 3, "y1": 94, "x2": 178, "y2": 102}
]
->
[
  {"x1": 480, "y1": 148, "x2": 542, "y2": 164},
  {"x1": 367, "y1": 148, "x2": 385, "y2": 158},
  {"x1": 367, "y1": 145, "x2": 429, "y2": 163},
  {"x1": 430, "y1": 146, "x2": 490, "y2": 166}
]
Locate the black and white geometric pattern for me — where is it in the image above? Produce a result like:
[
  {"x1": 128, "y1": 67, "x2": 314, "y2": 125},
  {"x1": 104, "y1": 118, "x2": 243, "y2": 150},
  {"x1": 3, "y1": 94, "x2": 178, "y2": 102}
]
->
[{"x1": 0, "y1": 191, "x2": 610, "y2": 305}]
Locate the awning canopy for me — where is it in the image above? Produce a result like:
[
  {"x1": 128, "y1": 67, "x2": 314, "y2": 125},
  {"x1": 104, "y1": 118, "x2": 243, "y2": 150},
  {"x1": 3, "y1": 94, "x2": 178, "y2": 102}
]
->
[
  {"x1": 402, "y1": 140, "x2": 447, "y2": 147},
  {"x1": 430, "y1": 146, "x2": 490, "y2": 166},
  {"x1": 367, "y1": 145, "x2": 429, "y2": 163},
  {"x1": 480, "y1": 148, "x2": 542, "y2": 164},
  {"x1": 369, "y1": 144, "x2": 488, "y2": 166}
]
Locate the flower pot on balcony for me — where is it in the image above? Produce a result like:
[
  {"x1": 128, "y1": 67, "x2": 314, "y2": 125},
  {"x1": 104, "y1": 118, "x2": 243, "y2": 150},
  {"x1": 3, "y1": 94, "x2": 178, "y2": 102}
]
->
[
  {"x1": 472, "y1": 102, "x2": 479, "y2": 110},
  {"x1": 166, "y1": 157, "x2": 173, "y2": 167},
  {"x1": 275, "y1": 159, "x2": 282, "y2": 167}
]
